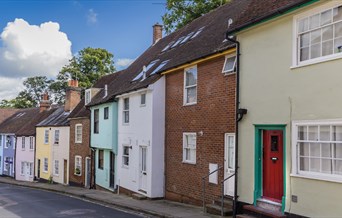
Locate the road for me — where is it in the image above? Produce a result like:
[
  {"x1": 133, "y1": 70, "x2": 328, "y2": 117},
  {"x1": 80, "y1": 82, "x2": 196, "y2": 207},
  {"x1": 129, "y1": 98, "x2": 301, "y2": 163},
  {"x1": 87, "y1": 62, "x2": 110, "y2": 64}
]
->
[{"x1": 0, "y1": 183, "x2": 144, "y2": 218}]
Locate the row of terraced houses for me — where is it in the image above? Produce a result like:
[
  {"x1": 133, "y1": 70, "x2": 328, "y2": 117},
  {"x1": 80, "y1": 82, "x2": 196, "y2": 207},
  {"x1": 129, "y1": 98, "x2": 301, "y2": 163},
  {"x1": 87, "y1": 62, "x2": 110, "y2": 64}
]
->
[{"x1": 1, "y1": 1, "x2": 342, "y2": 217}]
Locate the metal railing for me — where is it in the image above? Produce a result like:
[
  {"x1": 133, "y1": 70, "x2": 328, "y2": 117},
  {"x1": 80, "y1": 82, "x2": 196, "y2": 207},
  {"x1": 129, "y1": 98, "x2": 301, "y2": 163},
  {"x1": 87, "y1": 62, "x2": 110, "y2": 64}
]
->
[
  {"x1": 201, "y1": 166, "x2": 223, "y2": 212},
  {"x1": 220, "y1": 173, "x2": 236, "y2": 216}
]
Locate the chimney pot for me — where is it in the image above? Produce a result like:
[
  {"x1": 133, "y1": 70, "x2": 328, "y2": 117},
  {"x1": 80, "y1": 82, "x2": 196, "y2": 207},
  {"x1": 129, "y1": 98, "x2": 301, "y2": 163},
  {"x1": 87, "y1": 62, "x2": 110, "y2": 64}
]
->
[
  {"x1": 40, "y1": 92, "x2": 51, "y2": 112},
  {"x1": 153, "y1": 23, "x2": 163, "y2": 45}
]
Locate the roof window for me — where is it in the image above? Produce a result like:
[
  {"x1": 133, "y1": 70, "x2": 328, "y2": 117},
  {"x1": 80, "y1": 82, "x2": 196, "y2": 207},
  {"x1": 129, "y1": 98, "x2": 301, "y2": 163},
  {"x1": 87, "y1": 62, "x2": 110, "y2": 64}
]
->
[
  {"x1": 132, "y1": 60, "x2": 159, "y2": 81},
  {"x1": 180, "y1": 32, "x2": 195, "y2": 44},
  {"x1": 191, "y1": 26, "x2": 205, "y2": 39},
  {"x1": 150, "y1": 60, "x2": 170, "y2": 75},
  {"x1": 171, "y1": 36, "x2": 185, "y2": 48},
  {"x1": 162, "y1": 41, "x2": 175, "y2": 52}
]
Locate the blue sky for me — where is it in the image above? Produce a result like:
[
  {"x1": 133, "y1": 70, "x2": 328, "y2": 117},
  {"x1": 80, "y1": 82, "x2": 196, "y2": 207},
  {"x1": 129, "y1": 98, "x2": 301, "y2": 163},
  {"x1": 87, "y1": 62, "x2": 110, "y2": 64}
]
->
[{"x1": 0, "y1": 0, "x2": 166, "y2": 99}]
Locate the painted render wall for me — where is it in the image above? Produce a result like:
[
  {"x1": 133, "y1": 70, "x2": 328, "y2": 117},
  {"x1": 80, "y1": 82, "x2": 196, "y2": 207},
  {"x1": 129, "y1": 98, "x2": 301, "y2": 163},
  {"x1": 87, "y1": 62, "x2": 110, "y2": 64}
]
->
[
  {"x1": 2, "y1": 134, "x2": 15, "y2": 177},
  {"x1": 117, "y1": 77, "x2": 165, "y2": 198},
  {"x1": 0, "y1": 135, "x2": 3, "y2": 175},
  {"x1": 91, "y1": 102, "x2": 118, "y2": 190},
  {"x1": 51, "y1": 127, "x2": 70, "y2": 184},
  {"x1": 35, "y1": 127, "x2": 52, "y2": 181},
  {"x1": 237, "y1": 1, "x2": 342, "y2": 217},
  {"x1": 16, "y1": 136, "x2": 35, "y2": 182}
]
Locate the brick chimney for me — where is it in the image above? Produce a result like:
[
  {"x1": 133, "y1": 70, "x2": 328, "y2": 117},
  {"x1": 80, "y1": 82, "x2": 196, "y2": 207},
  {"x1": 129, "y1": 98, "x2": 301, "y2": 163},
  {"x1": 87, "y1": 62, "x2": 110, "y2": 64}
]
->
[
  {"x1": 153, "y1": 23, "x2": 163, "y2": 44},
  {"x1": 64, "y1": 80, "x2": 81, "y2": 112},
  {"x1": 40, "y1": 92, "x2": 51, "y2": 112}
]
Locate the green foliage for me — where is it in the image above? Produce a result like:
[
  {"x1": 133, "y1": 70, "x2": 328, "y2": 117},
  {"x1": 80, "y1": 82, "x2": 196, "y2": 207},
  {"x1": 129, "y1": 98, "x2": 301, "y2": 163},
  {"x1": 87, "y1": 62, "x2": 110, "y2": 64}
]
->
[
  {"x1": 58, "y1": 47, "x2": 115, "y2": 89},
  {"x1": 162, "y1": 0, "x2": 229, "y2": 33}
]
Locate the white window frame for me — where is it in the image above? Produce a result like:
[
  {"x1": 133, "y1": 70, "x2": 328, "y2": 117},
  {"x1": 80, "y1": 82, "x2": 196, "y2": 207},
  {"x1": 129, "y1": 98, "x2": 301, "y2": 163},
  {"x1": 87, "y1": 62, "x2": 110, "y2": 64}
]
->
[
  {"x1": 222, "y1": 54, "x2": 237, "y2": 74},
  {"x1": 29, "y1": 137, "x2": 34, "y2": 150},
  {"x1": 183, "y1": 66, "x2": 197, "y2": 106},
  {"x1": 85, "y1": 89, "x2": 91, "y2": 105},
  {"x1": 122, "y1": 145, "x2": 130, "y2": 167},
  {"x1": 123, "y1": 98, "x2": 130, "y2": 124},
  {"x1": 29, "y1": 162, "x2": 33, "y2": 176},
  {"x1": 292, "y1": 1, "x2": 342, "y2": 68},
  {"x1": 44, "y1": 130, "x2": 49, "y2": 144},
  {"x1": 21, "y1": 161, "x2": 25, "y2": 175},
  {"x1": 104, "y1": 107, "x2": 109, "y2": 120},
  {"x1": 54, "y1": 160, "x2": 59, "y2": 176},
  {"x1": 5, "y1": 136, "x2": 11, "y2": 148},
  {"x1": 183, "y1": 133, "x2": 197, "y2": 164},
  {"x1": 140, "y1": 93, "x2": 146, "y2": 106},
  {"x1": 292, "y1": 119, "x2": 342, "y2": 183},
  {"x1": 22, "y1": 137, "x2": 25, "y2": 150},
  {"x1": 54, "y1": 130, "x2": 59, "y2": 145},
  {"x1": 75, "y1": 124, "x2": 83, "y2": 143},
  {"x1": 43, "y1": 158, "x2": 48, "y2": 173},
  {"x1": 3, "y1": 157, "x2": 9, "y2": 171},
  {"x1": 75, "y1": 156, "x2": 82, "y2": 176}
]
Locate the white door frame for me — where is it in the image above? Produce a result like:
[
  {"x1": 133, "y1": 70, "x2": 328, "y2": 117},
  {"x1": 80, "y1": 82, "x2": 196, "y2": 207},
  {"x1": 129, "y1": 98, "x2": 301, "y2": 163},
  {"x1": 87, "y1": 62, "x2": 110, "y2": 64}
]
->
[
  {"x1": 139, "y1": 145, "x2": 148, "y2": 192},
  {"x1": 224, "y1": 133, "x2": 235, "y2": 196}
]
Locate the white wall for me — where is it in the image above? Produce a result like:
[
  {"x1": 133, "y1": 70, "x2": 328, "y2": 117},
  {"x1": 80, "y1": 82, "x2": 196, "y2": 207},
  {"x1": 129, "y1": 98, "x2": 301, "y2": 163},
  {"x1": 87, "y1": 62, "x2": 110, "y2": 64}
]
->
[
  {"x1": 51, "y1": 127, "x2": 70, "y2": 184},
  {"x1": 117, "y1": 77, "x2": 165, "y2": 198}
]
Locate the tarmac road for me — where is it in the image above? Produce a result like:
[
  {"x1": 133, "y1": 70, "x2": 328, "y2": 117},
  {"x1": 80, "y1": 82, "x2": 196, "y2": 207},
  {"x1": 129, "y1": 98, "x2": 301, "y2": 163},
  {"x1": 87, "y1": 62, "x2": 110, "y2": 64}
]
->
[{"x1": 0, "y1": 183, "x2": 144, "y2": 218}]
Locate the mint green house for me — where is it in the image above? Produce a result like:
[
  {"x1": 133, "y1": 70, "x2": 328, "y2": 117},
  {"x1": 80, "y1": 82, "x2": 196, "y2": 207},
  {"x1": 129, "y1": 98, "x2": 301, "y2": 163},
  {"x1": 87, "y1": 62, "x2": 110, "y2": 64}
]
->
[{"x1": 87, "y1": 73, "x2": 121, "y2": 191}]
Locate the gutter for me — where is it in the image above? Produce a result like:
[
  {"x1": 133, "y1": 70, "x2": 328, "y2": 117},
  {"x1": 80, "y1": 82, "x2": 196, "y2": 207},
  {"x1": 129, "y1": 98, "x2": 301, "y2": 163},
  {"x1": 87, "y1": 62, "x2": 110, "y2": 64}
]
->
[{"x1": 226, "y1": 0, "x2": 319, "y2": 35}]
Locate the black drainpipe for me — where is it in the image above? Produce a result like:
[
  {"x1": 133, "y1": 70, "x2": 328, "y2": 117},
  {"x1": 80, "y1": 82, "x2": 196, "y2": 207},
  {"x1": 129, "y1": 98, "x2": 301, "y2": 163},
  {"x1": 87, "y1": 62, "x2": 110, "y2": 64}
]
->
[{"x1": 225, "y1": 33, "x2": 240, "y2": 218}]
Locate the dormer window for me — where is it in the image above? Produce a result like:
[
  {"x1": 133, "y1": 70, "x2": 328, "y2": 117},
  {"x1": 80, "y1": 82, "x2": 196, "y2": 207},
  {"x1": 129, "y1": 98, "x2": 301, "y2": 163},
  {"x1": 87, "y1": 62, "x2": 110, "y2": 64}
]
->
[
  {"x1": 222, "y1": 55, "x2": 237, "y2": 74},
  {"x1": 85, "y1": 89, "x2": 91, "y2": 105}
]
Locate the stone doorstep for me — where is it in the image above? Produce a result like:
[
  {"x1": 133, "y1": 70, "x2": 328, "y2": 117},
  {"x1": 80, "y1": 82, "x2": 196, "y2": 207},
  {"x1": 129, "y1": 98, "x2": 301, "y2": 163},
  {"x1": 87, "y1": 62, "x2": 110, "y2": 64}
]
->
[
  {"x1": 213, "y1": 198, "x2": 234, "y2": 209},
  {"x1": 205, "y1": 204, "x2": 233, "y2": 216},
  {"x1": 256, "y1": 198, "x2": 282, "y2": 212},
  {"x1": 131, "y1": 193, "x2": 147, "y2": 200},
  {"x1": 243, "y1": 205, "x2": 286, "y2": 218},
  {"x1": 236, "y1": 214, "x2": 257, "y2": 218}
]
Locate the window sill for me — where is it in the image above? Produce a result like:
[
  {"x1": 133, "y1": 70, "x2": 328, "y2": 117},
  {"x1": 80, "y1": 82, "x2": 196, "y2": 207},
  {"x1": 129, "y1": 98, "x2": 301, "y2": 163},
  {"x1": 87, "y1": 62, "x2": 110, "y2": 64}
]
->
[
  {"x1": 140, "y1": 104, "x2": 146, "y2": 107},
  {"x1": 291, "y1": 54, "x2": 342, "y2": 70},
  {"x1": 122, "y1": 123, "x2": 130, "y2": 126},
  {"x1": 290, "y1": 173, "x2": 342, "y2": 184},
  {"x1": 75, "y1": 141, "x2": 82, "y2": 144},
  {"x1": 182, "y1": 161, "x2": 196, "y2": 165},
  {"x1": 98, "y1": 168, "x2": 103, "y2": 170},
  {"x1": 74, "y1": 173, "x2": 82, "y2": 176},
  {"x1": 122, "y1": 165, "x2": 129, "y2": 169},
  {"x1": 223, "y1": 71, "x2": 236, "y2": 76},
  {"x1": 183, "y1": 102, "x2": 197, "y2": 107}
]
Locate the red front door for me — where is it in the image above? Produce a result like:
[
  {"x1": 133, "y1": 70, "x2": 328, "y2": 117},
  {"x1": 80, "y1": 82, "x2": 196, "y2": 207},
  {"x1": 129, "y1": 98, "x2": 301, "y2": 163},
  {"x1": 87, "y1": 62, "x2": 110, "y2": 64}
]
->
[{"x1": 263, "y1": 130, "x2": 283, "y2": 202}]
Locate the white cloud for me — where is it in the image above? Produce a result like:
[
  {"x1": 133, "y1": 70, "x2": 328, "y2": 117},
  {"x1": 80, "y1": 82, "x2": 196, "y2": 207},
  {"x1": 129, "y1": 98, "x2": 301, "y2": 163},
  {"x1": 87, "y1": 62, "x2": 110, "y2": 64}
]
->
[
  {"x1": 0, "y1": 18, "x2": 72, "y2": 78},
  {"x1": 0, "y1": 77, "x2": 25, "y2": 100},
  {"x1": 87, "y1": 9, "x2": 98, "y2": 24},
  {"x1": 116, "y1": 58, "x2": 134, "y2": 69}
]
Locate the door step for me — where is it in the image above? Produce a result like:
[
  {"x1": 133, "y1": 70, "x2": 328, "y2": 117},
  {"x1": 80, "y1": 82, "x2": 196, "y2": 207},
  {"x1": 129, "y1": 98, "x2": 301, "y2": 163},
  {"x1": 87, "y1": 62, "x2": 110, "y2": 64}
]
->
[
  {"x1": 206, "y1": 197, "x2": 233, "y2": 216},
  {"x1": 241, "y1": 205, "x2": 286, "y2": 218},
  {"x1": 132, "y1": 193, "x2": 147, "y2": 200},
  {"x1": 256, "y1": 198, "x2": 282, "y2": 212}
]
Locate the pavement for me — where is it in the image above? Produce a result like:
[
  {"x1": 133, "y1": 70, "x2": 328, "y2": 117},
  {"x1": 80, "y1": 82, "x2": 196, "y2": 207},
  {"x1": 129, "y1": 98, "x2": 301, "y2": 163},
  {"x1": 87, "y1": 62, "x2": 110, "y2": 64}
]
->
[{"x1": 0, "y1": 176, "x2": 223, "y2": 218}]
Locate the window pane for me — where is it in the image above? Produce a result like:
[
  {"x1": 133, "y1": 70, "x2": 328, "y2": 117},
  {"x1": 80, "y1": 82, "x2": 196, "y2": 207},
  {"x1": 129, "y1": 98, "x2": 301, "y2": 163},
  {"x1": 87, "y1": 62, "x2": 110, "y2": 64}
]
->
[
  {"x1": 124, "y1": 98, "x2": 129, "y2": 110},
  {"x1": 310, "y1": 158, "x2": 320, "y2": 172},
  {"x1": 299, "y1": 142, "x2": 310, "y2": 156},
  {"x1": 333, "y1": 126, "x2": 342, "y2": 141},
  {"x1": 308, "y1": 126, "x2": 318, "y2": 140},
  {"x1": 322, "y1": 40, "x2": 334, "y2": 56},
  {"x1": 298, "y1": 17, "x2": 309, "y2": 33},
  {"x1": 334, "y1": 37, "x2": 342, "y2": 53},
  {"x1": 298, "y1": 126, "x2": 307, "y2": 140},
  {"x1": 322, "y1": 159, "x2": 332, "y2": 174},
  {"x1": 335, "y1": 143, "x2": 342, "y2": 158},
  {"x1": 320, "y1": 125, "x2": 330, "y2": 141},
  {"x1": 333, "y1": 6, "x2": 342, "y2": 22},
  {"x1": 311, "y1": 29, "x2": 321, "y2": 44},
  {"x1": 223, "y1": 56, "x2": 236, "y2": 72},
  {"x1": 186, "y1": 87, "x2": 197, "y2": 103},
  {"x1": 300, "y1": 47, "x2": 309, "y2": 61},
  {"x1": 309, "y1": 14, "x2": 320, "y2": 30},
  {"x1": 322, "y1": 143, "x2": 332, "y2": 157},
  {"x1": 334, "y1": 22, "x2": 342, "y2": 38},
  {"x1": 334, "y1": 160, "x2": 342, "y2": 175},
  {"x1": 310, "y1": 43, "x2": 321, "y2": 59},
  {"x1": 300, "y1": 157, "x2": 309, "y2": 171},
  {"x1": 321, "y1": 9, "x2": 332, "y2": 26},
  {"x1": 310, "y1": 143, "x2": 320, "y2": 157},
  {"x1": 300, "y1": 33, "x2": 310, "y2": 47},
  {"x1": 185, "y1": 68, "x2": 197, "y2": 86},
  {"x1": 322, "y1": 26, "x2": 333, "y2": 41}
]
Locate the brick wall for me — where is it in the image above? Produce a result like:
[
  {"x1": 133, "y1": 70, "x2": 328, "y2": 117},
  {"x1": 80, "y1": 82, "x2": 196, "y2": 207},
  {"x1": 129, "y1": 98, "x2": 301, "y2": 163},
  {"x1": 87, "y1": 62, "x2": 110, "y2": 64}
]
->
[
  {"x1": 69, "y1": 118, "x2": 92, "y2": 187},
  {"x1": 165, "y1": 56, "x2": 236, "y2": 205}
]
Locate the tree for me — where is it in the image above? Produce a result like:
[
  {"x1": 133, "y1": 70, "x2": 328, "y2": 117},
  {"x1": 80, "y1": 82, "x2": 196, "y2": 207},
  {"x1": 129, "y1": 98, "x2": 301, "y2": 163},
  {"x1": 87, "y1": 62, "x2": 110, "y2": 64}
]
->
[
  {"x1": 58, "y1": 47, "x2": 115, "y2": 89},
  {"x1": 162, "y1": 0, "x2": 229, "y2": 33}
]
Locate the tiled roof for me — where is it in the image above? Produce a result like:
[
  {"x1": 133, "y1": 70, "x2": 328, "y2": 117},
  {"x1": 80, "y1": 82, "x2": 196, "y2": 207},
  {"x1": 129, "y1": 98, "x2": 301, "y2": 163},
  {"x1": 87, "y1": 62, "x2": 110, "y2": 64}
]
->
[
  {"x1": 37, "y1": 106, "x2": 70, "y2": 127},
  {"x1": 226, "y1": 0, "x2": 313, "y2": 35},
  {"x1": 0, "y1": 109, "x2": 20, "y2": 125},
  {"x1": 17, "y1": 108, "x2": 58, "y2": 136},
  {"x1": 0, "y1": 108, "x2": 40, "y2": 134}
]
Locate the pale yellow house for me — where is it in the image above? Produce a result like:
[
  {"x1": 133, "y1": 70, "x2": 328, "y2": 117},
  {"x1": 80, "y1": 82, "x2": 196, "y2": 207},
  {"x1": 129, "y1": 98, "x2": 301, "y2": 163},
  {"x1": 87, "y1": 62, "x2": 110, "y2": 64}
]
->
[{"x1": 226, "y1": 0, "x2": 342, "y2": 217}]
